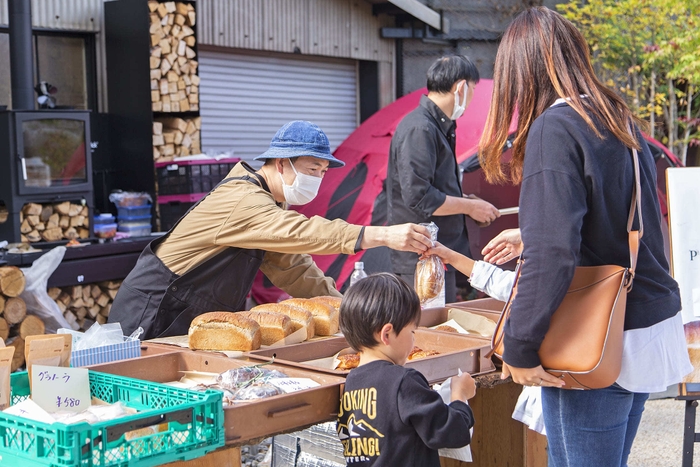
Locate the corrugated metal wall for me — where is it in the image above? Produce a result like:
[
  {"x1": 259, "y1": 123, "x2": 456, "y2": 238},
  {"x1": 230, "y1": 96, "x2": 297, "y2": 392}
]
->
[
  {"x1": 197, "y1": 0, "x2": 394, "y2": 62},
  {"x1": 0, "y1": 0, "x2": 102, "y2": 31},
  {"x1": 198, "y1": 49, "x2": 358, "y2": 161}
]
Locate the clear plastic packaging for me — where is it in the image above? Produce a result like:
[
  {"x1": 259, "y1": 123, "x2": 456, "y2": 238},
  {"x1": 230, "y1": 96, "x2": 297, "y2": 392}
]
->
[
  {"x1": 109, "y1": 191, "x2": 153, "y2": 208},
  {"x1": 117, "y1": 223, "x2": 152, "y2": 237},
  {"x1": 93, "y1": 223, "x2": 117, "y2": 239},
  {"x1": 117, "y1": 204, "x2": 152, "y2": 218},
  {"x1": 93, "y1": 213, "x2": 116, "y2": 225},
  {"x1": 415, "y1": 222, "x2": 445, "y2": 306}
]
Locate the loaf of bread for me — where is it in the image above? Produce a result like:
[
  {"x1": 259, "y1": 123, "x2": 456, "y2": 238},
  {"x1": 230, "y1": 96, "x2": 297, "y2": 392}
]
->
[
  {"x1": 281, "y1": 298, "x2": 339, "y2": 336},
  {"x1": 188, "y1": 312, "x2": 261, "y2": 351},
  {"x1": 415, "y1": 258, "x2": 443, "y2": 302},
  {"x1": 250, "y1": 303, "x2": 315, "y2": 340},
  {"x1": 311, "y1": 295, "x2": 342, "y2": 311},
  {"x1": 238, "y1": 311, "x2": 293, "y2": 346}
]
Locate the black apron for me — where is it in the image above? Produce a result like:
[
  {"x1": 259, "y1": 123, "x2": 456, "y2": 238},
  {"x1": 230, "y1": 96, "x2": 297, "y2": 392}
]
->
[{"x1": 109, "y1": 173, "x2": 267, "y2": 339}]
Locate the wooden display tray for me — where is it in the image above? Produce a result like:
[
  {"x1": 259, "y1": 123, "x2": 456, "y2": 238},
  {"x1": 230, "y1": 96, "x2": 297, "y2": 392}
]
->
[
  {"x1": 87, "y1": 350, "x2": 345, "y2": 446},
  {"x1": 448, "y1": 297, "x2": 506, "y2": 313},
  {"x1": 246, "y1": 329, "x2": 494, "y2": 383},
  {"x1": 419, "y1": 306, "x2": 501, "y2": 330}
]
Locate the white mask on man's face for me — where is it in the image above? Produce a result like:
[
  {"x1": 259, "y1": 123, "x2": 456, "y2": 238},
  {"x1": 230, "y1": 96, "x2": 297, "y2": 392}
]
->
[
  {"x1": 279, "y1": 159, "x2": 322, "y2": 205},
  {"x1": 451, "y1": 81, "x2": 468, "y2": 120}
]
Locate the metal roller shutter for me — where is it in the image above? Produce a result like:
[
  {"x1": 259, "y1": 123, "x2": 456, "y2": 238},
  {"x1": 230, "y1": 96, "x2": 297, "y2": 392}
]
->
[{"x1": 199, "y1": 50, "x2": 358, "y2": 163}]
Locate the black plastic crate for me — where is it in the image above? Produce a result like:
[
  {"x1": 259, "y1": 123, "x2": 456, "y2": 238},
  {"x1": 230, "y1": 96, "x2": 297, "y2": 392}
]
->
[
  {"x1": 158, "y1": 193, "x2": 204, "y2": 231},
  {"x1": 155, "y1": 158, "x2": 240, "y2": 195}
]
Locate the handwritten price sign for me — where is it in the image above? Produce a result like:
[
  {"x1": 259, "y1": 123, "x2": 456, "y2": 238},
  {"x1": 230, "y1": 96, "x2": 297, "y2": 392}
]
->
[{"x1": 31, "y1": 365, "x2": 90, "y2": 413}]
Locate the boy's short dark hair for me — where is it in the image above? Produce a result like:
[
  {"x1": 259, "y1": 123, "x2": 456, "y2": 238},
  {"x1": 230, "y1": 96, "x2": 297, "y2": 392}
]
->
[
  {"x1": 339, "y1": 273, "x2": 421, "y2": 351},
  {"x1": 426, "y1": 55, "x2": 480, "y2": 93}
]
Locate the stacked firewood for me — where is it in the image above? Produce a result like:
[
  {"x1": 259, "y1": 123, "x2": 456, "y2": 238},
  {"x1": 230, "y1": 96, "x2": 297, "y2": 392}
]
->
[
  {"x1": 20, "y1": 202, "x2": 90, "y2": 243},
  {"x1": 153, "y1": 116, "x2": 202, "y2": 160},
  {"x1": 1, "y1": 266, "x2": 46, "y2": 372},
  {"x1": 149, "y1": 1, "x2": 199, "y2": 114},
  {"x1": 48, "y1": 281, "x2": 121, "y2": 332}
]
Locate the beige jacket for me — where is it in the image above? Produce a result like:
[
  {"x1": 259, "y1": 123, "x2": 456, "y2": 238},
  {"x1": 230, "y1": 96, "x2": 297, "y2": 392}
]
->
[{"x1": 155, "y1": 162, "x2": 362, "y2": 297}]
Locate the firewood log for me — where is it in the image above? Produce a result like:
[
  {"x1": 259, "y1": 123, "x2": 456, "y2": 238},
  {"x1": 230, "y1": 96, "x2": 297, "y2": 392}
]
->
[
  {"x1": 4, "y1": 297, "x2": 27, "y2": 324},
  {"x1": 0, "y1": 317, "x2": 8, "y2": 341},
  {"x1": 0, "y1": 266, "x2": 26, "y2": 297},
  {"x1": 19, "y1": 315, "x2": 45, "y2": 339}
]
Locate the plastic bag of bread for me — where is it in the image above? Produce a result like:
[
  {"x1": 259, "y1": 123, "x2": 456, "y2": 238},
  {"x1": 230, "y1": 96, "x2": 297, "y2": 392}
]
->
[{"x1": 415, "y1": 222, "x2": 445, "y2": 306}]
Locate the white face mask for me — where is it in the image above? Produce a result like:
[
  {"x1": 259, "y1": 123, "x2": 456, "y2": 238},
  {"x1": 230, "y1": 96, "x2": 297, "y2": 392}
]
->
[
  {"x1": 451, "y1": 81, "x2": 468, "y2": 120},
  {"x1": 279, "y1": 159, "x2": 323, "y2": 205}
]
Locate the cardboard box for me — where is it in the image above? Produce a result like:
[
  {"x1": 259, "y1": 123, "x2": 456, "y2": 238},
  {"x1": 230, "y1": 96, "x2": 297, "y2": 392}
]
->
[
  {"x1": 87, "y1": 351, "x2": 345, "y2": 445},
  {"x1": 247, "y1": 329, "x2": 494, "y2": 383}
]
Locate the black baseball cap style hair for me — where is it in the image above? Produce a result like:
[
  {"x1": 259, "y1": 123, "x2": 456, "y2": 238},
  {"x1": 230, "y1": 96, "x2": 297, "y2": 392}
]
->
[
  {"x1": 339, "y1": 273, "x2": 421, "y2": 351},
  {"x1": 426, "y1": 54, "x2": 480, "y2": 93}
]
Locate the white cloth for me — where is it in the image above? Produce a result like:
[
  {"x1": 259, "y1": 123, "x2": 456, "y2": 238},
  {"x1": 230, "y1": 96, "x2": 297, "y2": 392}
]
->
[
  {"x1": 617, "y1": 311, "x2": 692, "y2": 393},
  {"x1": 511, "y1": 386, "x2": 546, "y2": 435}
]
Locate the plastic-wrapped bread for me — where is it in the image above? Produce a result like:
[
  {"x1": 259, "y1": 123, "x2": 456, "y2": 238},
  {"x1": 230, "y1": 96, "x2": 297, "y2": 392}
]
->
[
  {"x1": 250, "y1": 303, "x2": 315, "y2": 340},
  {"x1": 237, "y1": 311, "x2": 293, "y2": 345},
  {"x1": 415, "y1": 256, "x2": 443, "y2": 302},
  {"x1": 188, "y1": 312, "x2": 261, "y2": 351},
  {"x1": 280, "y1": 298, "x2": 339, "y2": 336}
]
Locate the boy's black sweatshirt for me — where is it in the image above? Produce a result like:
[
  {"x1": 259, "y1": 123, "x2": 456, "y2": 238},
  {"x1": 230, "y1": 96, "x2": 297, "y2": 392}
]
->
[
  {"x1": 503, "y1": 103, "x2": 681, "y2": 369},
  {"x1": 336, "y1": 360, "x2": 473, "y2": 466}
]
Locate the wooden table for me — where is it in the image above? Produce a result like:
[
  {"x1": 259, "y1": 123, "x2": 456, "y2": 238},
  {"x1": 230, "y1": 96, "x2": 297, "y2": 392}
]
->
[
  {"x1": 167, "y1": 371, "x2": 547, "y2": 467},
  {"x1": 442, "y1": 373, "x2": 547, "y2": 467}
]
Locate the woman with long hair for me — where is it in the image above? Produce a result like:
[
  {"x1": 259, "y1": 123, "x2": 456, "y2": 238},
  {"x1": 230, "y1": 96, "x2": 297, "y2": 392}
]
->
[{"x1": 479, "y1": 7, "x2": 691, "y2": 466}]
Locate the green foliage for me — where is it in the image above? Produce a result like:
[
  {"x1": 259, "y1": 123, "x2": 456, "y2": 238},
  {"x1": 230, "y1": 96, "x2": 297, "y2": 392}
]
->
[{"x1": 558, "y1": 0, "x2": 700, "y2": 164}]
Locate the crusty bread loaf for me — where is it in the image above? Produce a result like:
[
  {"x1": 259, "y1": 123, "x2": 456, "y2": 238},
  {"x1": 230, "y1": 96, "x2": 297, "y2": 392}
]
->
[
  {"x1": 281, "y1": 298, "x2": 339, "y2": 336},
  {"x1": 188, "y1": 312, "x2": 261, "y2": 351},
  {"x1": 311, "y1": 295, "x2": 342, "y2": 311},
  {"x1": 238, "y1": 311, "x2": 293, "y2": 345},
  {"x1": 415, "y1": 259, "x2": 442, "y2": 302},
  {"x1": 250, "y1": 303, "x2": 315, "y2": 340},
  {"x1": 336, "y1": 353, "x2": 360, "y2": 370}
]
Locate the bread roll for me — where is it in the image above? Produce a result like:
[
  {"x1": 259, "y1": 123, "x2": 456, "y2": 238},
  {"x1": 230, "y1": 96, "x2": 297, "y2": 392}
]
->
[
  {"x1": 238, "y1": 311, "x2": 293, "y2": 346},
  {"x1": 311, "y1": 295, "x2": 342, "y2": 311},
  {"x1": 415, "y1": 259, "x2": 442, "y2": 302},
  {"x1": 188, "y1": 312, "x2": 261, "y2": 351},
  {"x1": 281, "y1": 298, "x2": 339, "y2": 336},
  {"x1": 336, "y1": 353, "x2": 360, "y2": 370},
  {"x1": 434, "y1": 324, "x2": 458, "y2": 333},
  {"x1": 250, "y1": 303, "x2": 315, "y2": 340}
]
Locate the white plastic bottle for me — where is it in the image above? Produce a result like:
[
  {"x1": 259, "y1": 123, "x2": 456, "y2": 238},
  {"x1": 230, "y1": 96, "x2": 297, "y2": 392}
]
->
[{"x1": 349, "y1": 261, "x2": 368, "y2": 286}]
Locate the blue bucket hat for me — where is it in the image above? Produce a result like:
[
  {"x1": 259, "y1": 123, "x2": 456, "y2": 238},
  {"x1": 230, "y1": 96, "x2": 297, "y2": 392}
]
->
[{"x1": 255, "y1": 121, "x2": 345, "y2": 168}]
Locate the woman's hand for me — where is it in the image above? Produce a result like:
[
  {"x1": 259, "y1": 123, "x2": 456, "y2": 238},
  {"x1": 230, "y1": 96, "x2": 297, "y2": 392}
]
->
[
  {"x1": 481, "y1": 228, "x2": 523, "y2": 265},
  {"x1": 501, "y1": 362, "x2": 565, "y2": 388}
]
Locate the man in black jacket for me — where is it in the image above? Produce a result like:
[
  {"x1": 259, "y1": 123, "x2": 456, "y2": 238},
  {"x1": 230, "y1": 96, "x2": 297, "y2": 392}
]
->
[{"x1": 386, "y1": 55, "x2": 499, "y2": 302}]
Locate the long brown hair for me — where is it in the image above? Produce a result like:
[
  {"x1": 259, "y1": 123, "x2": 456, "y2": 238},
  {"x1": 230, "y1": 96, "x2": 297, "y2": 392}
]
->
[{"x1": 479, "y1": 7, "x2": 644, "y2": 184}]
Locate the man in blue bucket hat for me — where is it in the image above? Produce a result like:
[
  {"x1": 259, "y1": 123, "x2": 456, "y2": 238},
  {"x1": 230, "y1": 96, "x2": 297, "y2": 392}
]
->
[{"x1": 111, "y1": 121, "x2": 433, "y2": 340}]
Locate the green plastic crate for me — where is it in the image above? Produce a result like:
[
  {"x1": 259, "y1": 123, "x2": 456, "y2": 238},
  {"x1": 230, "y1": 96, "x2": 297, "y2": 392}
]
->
[{"x1": 0, "y1": 371, "x2": 224, "y2": 466}]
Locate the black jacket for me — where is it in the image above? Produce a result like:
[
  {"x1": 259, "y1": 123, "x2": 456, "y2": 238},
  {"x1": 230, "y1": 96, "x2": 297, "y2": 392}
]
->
[
  {"x1": 503, "y1": 103, "x2": 681, "y2": 369},
  {"x1": 337, "y1": 360, "x2": 473, "y2": 466},
  {"x1": 386, "y1": 95, "x2": 471, "y2": 274}
]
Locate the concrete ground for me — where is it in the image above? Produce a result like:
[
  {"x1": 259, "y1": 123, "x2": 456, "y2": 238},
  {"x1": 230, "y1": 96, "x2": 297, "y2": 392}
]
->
[{"x1": 628, "y1": 392, "x2": 692, "y2": 467}]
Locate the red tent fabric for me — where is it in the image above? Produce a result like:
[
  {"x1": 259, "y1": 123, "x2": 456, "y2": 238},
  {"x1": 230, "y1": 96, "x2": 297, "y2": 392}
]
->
[{"x1": 251, "y1": 80, "x2": 507, "y2": 304}]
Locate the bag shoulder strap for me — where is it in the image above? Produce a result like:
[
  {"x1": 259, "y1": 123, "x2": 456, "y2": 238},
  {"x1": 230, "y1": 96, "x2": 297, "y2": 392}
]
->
[{"x1": 626, "y1": 125, "x2": 643, "y2": 286}]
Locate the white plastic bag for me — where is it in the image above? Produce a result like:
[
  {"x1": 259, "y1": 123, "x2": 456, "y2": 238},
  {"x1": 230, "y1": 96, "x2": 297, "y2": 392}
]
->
[
  {"x1": 434, "y1": 371, "x2": 473, "y2": 462},
  {"x1": 19, "y1": 247, "x2": 71, "y2": 333}
]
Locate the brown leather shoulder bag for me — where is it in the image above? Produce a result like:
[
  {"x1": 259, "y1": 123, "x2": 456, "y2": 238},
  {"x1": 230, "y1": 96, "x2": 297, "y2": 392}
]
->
[{"x1": 491, "y1": 138, "x2": 643, "y2": 390}]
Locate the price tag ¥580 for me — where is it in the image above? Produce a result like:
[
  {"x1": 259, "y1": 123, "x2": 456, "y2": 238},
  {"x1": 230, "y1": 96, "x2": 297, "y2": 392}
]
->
[{"x1": 31, "y1": 365, "x2": 91, "y2": 413}]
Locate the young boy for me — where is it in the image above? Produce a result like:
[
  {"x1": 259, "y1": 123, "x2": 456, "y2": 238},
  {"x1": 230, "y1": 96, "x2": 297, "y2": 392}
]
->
[{"x1": 337, "y1": 273, "x2": 475, "y2": 466}]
